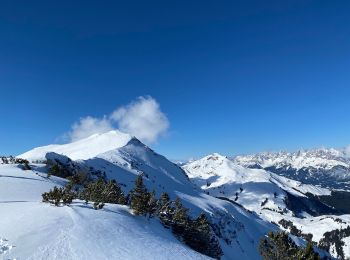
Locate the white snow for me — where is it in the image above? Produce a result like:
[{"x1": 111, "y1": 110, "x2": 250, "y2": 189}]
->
[
  {"x1": 183, "y1": 153, "x2": 330, "y2": 214},
  {"x1": 183, "y1": 153, "x2": 350, "y2": 259},
  {"x1": 0, "y1": 164, "x2": 210, "y2": 260},
  {"x1": 4, "y1": 137, "x2": 280, "y2": 259},
  {"x1": 234, "y1": 148, "x2": 350, "y2": 171},
  {"x1": 18, "y1": 130, "x2": 133, "y2": 161}
]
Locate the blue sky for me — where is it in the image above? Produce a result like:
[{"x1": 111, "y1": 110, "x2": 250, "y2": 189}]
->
[{"x1": 0, "y1": 0, "x2": 349, "y2": 159}]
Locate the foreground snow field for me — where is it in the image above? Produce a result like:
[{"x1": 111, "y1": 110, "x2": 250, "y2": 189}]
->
[{"x1": 0, "y1": 165, "x2": 210, "y2": 260}]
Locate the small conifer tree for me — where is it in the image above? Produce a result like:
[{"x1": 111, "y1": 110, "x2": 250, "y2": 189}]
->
[
  {"x1": 146, "y1": 190, "x2": 159, "y2": 218},
  {"x1": 130, "y1": 175, "x2": 150, "y2": 215},
  {"x1": 172, "y1": 198, "x2": 190, "y2": 236},
  {"x1": 158, "y1": 192, "x2": 174, "y2": 227}
]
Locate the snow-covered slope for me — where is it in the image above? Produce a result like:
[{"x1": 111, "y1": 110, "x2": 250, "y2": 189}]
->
[
  {"x1": 19, "y1": 130, "x2": 132, "y2": 161},
  {"x1": 183, "y1": 153, "x2": 350, "y2": 259},
  {"x1": 234, "y1": 148, "x2": 350, "y2": 190},
  {"x1": 183, "y1": 153, "x2": 330, "y2": 214},
  {"x1": 79, "y1": 140, "x2": 276, "y2": 259},
  {"x1": 10, "y1": 133, "x2": 282, "y2": 259},
  {"x1": 0, "y1": 165, "x2": 210, "y2": 260}
]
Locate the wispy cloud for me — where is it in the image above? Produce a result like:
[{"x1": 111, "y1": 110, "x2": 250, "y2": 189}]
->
[
  {"x1": 65, "y1": 96, "x2": 169, "y2": 144},
  {"x1": 68, "y1": 116, "x2": 114, "y2": 142}
]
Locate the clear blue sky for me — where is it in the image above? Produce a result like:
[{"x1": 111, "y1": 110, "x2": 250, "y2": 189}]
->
[{"x1": 1, "y1": 0, "x2": 349, "y2": 159}]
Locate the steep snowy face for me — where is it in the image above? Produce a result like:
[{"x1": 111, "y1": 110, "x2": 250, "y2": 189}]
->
[
  {"x1": 88, "y1": 137, "x2": 197, "y2": 197},
  {"x1": 234, "y1": 148, "x2": 350, "y2": 190},
  {"x1": 18, "y1": 130, "x2": 133, "y2": 161},
  {"x1": 183, "y1": 153, "x2": 331, "y2": 214}
]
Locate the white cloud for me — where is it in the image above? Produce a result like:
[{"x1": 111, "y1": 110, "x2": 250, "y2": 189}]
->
[
  {"x1": 66, "y1": 96, "x2": 169, "y2": 144},
  {"x1": 111, "y1": 96, "x2": 169, "y2": 144},
  {"x1": 68, "y1": 116, "x2": 114, "y2": 142}
]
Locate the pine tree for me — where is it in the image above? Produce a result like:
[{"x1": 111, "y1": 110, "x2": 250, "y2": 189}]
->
[
  {"x1": 103, "y1": 180, "x2": 127, "y2": 205},
  {"x1": 299, "y1": 241, "x2": 320, "y2": 260},
  {"x1": 129, "y1": 175, "x2": 150, "y2": 215},
  {"x1": 82, "y1": 178, "x2": 106, "y2": 209},
  {"x1": 158, "y1": 192, "x2": 174, "y2": 227},
  {"x1": 259, "y1": 231, "x2": 320, "y2": 260},
  {"x1": 42, "y1": 186, "x2": 75, "y2": 206},
  {"x1": 172, "y1": 198, "x2": 190, "y2": 235},
  {"x1": 185, "y1": 213, "x2": 223, "y2": 259},
  {"x1": 146, "y1": 190, "x2": 158, "y2": 218}
]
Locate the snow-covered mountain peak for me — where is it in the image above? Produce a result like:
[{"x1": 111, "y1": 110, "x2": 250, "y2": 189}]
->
[
  {"x1": 233, "y1": 147, "x2": 350, "y2": 190},
  {"x1": 205, "y1": 153, "x2": 227, "y2": 159},
  {"x1": 18, "y1": 130, "x2": 134, "y2": 161},
  {"x1": 184, "y1": 153, "x2": 269, "y2": 184},
  {"x1": 183, "y1": 154, "x2": 331, "y2": 213},
  {"x1": 235, "y1": 148, "x2": 349, "y2": 170}
]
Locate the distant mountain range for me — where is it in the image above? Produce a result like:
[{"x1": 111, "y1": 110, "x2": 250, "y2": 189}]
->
[
  {"x1": 183, "y1": 152, "x2": 350, "y2": 259},
  {"x1": 233, "y1": 148, "x2": 350, "y2": 190}
]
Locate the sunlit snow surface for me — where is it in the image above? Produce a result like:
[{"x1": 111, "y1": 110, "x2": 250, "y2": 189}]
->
[
  {"x1": 183, "y1": 153, "x2": 350, "y2": 259},
  {"x1": 0, "y1": 165, "x2": 209, "y2": 260},
  {"x1": 18, "y1": 130, "x2": 132, "y2": 161},
  {"x1": 2, "y1": 132, "x2": 279, "y2": 259}
]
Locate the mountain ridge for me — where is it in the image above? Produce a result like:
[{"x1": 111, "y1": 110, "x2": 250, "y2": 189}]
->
[
  {"x1": 183, "y1": 152, "x2": 350, "y2": 259},
  {"x1": 233, "y1": 148, "x2": 350, "y2": 190}
]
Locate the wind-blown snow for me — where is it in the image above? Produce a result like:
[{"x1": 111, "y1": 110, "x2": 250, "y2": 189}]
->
[{"x1": 19, "y1": 130, "x2": 132, "y2": 161}]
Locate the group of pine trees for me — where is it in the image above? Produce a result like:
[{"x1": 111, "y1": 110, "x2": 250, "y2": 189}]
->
[
  {"x1": 42, "y1": 177, "x2": 127, "y2": 209},
  {"x1": 42, "y1": 174, "x2": 223, "y2": 259},
  {"x1": 318, "y1": 226, "x2": 350, "y2": 260},
  {"x1": 81, "y1": 178, "x2": 127, "y2": 209},
  {"x1": 42, "y1": 186, "x2": 75, "y2": 206},
  {"x1": 259, "y1": 231, "x2": 321, "y2": 260},
  {"x1": 0, "y1": 156, "x2": 31, "y2": 170},
  {"x1": 129, "y1": 175, "x2": 223, "y2": 258}
]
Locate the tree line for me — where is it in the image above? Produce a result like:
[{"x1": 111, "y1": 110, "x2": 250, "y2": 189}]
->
[{"x1": 42, "y1": 173, "x2": 223, "y2": 259}]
